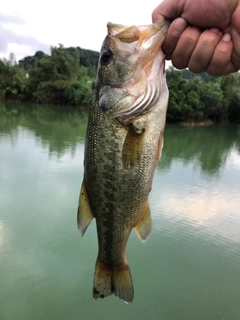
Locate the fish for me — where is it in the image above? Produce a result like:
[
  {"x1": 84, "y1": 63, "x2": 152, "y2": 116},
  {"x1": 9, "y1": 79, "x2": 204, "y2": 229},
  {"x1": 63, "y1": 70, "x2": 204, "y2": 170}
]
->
[{"x1": 77, "y1": 20, "x2": 169, "y2": 303}]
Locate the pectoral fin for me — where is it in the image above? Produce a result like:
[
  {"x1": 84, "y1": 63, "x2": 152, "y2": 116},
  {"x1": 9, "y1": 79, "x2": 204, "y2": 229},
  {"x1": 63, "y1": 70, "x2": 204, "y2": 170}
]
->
[
  {"x1": 122, "y1": 126, "x2": 145, "y2": 169},
  {"x1": 77, "y1": 178, "x2": 94, "y2": 236},
  {"x1": 134, "y1": 201, "x2": 152, "y2": 242}
]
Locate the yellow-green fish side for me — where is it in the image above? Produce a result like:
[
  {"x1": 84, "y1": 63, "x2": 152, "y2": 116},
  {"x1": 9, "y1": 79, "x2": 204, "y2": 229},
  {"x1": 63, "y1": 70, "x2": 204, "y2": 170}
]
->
[{"x1": 78, "y1": 21, "x2": 169, "y2": 303}]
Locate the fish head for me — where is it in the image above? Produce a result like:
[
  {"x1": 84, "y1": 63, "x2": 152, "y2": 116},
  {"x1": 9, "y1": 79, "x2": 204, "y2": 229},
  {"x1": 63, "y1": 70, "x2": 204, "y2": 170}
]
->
[{"x1": 97, "y1": 21, "x2": 169, "y2": 124}]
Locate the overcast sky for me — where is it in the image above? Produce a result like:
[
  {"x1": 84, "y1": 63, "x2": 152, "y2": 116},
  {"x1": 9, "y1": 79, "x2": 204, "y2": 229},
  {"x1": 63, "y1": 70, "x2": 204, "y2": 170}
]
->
[{"x1": 0, "y1": 0, "x2": 162, "y2": 61}]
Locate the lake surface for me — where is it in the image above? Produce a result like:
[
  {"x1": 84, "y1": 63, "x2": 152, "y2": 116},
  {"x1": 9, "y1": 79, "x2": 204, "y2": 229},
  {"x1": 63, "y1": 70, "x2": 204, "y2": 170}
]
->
[{"x1": 0, "y1": 102, "x2": 240, "y2": 320}]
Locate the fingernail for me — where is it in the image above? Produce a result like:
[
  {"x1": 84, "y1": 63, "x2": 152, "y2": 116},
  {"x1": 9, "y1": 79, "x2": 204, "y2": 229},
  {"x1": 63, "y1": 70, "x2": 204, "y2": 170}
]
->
[
  {"x1": 172, "y1": 18, "x2": 187, "y2": 36},
  {"x1": 222, "y1": 33, "x2": 231, "y2": 42},
  {"x1": 209, "y1": 27, "x2": 221, "y2": 33}
]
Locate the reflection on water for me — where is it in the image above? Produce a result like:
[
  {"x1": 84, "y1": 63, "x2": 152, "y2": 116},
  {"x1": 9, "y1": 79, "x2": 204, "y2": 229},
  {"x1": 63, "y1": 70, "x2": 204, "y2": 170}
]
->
[
  {"x1": 158, "y1": 124, "x2": 240, "y2": 174},
  {"x1": 0, "y1": 102, "x2": 240, "y2": 320},
  {"x1": 0, "y1": 102, "x2": 88, "y2": 157}
]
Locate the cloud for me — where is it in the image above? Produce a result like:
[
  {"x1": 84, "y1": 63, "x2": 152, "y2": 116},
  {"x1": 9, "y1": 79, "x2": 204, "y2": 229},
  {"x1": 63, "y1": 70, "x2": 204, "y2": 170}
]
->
[
  {"x1": 0, "y1": 14, "x2": 50, "y2": 60},
  {"x1": 0, "y1": 13, "x2": 25, "y2": 25}
]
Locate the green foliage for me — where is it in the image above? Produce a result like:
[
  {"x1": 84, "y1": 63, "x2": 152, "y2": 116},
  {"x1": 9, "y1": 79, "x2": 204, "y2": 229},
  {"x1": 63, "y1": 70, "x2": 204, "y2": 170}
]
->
[
  {"x1": 67, "y1": 47, "x2": 99, "y2": 66},
  {"x1": 26, "y1": 45, "x2": 93, "y2": 105},
  {"x1": 220, "y1": 73, "x2": 240, "y2": 121},
  {"x1": 33, "y1": 80, "x2": 68, "y2": 103},
  {"x1": 19, "y1": 51, "x2": 47, "y2": 71},
  {"x1": 0, "y1": 55, "x2": 27, "y2": 99},
  {"x1": 0, "y1": 46, "x2": 96, "y2": 106},
  {"x1": 166, "y1": 67, "x2": 240, "y2": 123},
  {"x1": 167, "y1": 68, "x2": 205, "y2": 121},
  {"x1": 0, "y1": 58, "x2": 14, "y2": 88},
  {"x1": 182, "y1": 69, "x2": 212, "y2": 82},
  {"x1": 1, "y1": 48, "x2": 240, "y2": 122},
  {"x1": 63, "y1": 81, "x2": 92, "y2": 106},
  {"x1": 199, "y1": 81, "x2": 225, "y2": 121}
]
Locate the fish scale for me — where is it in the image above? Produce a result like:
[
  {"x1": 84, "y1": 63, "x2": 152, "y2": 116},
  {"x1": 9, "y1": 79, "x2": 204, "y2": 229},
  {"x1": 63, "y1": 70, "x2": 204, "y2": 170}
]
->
[{"x1": 77, "y1": 21, "x2": 169, "y2": 303}]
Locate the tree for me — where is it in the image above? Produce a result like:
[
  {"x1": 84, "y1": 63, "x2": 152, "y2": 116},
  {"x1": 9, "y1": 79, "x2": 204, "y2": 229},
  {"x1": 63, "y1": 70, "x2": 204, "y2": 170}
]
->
[
  {"x1": 19, "y1": 51, "x2": 47, "y2": 71},
  {"x1": 220, "y1": 74, "x2": 240, "y2": 122},
  {"x1": 8, "y1": 53, "x2": 17, "y2": 66}
]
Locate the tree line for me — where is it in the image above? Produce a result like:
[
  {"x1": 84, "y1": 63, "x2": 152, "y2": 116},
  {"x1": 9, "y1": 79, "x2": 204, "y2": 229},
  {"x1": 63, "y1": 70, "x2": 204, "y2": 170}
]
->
[
  {"x1": 0, "y1": 46, "x2": 240, "y2": 122},
  {"x1": 0, "y1": 45, "x2": 99, "y2": 107},
  {"x1": 167, "y1": 67, "x2": 240, "y2": 123}
]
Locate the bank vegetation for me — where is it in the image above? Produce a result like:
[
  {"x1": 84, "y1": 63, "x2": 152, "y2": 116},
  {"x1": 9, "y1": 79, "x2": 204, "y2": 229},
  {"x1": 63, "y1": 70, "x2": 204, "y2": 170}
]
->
[{"x1": 0, "y1": 46, "x2": 240, "y2": 123}]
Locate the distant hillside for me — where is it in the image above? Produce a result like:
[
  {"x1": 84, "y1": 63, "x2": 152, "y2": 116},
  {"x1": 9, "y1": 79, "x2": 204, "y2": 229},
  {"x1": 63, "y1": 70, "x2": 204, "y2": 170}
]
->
[
  {"x1": 19, "y1": 47, "x2": 99, "y2": 74},
  {"x1": 1, "y1": 50, "x2": 240, "y2": 123}
]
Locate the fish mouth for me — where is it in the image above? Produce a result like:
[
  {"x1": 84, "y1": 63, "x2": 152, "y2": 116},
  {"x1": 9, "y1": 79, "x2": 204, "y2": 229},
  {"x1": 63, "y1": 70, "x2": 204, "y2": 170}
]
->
[
  {"x1": 107, "y1": 20, "x2": 170, "y2": 40},
  {"x1": 99, "y1": 21, "x2": 169, "y2": 124}
]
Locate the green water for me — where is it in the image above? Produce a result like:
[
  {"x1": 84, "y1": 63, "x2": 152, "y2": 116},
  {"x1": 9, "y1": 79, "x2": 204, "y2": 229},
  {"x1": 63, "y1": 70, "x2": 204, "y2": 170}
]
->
[{"x1": 0, "y1": 102, "x2": 240, "y2": 320}]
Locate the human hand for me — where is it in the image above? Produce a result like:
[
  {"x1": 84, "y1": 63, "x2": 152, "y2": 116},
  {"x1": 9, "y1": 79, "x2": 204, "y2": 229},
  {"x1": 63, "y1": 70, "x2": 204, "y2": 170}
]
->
[{"x1": 152, "y1": 0, "x2": 240, "y2": 76}]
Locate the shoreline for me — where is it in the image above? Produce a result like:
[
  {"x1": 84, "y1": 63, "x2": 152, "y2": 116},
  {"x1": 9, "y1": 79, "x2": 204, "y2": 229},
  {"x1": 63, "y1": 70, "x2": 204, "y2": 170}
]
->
[
  {"x1": 1, "y1": 100, "x2": 238, "y2": 125},
  {"x1": 178, "y1": 120, "x2": 214, "y2": 126}
]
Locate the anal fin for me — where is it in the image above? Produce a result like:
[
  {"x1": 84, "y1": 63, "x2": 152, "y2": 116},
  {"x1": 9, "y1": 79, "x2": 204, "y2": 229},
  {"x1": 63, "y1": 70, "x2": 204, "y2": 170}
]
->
[
  {"x1": 134, "y1": 201, "x2": 152, "y2": 242},
  {"x1": 77, "y1": 178, "x2": 94, "y2": 236}
]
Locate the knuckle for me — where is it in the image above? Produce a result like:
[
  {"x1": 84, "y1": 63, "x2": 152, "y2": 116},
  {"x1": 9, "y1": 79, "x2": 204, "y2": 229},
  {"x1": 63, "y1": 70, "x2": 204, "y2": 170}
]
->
[
  {"x1": 172, "y1": 55, "x2": 187, "y2": 70},
  {"x1": 215, "y1": 45, "x2": 231, "y2": 59},
  {"x1": 188, "y1": 60, "x2": 204, "y2": 73},
  {"x1": 199, "y1": 31, "x2": 222, "y2": 48},
  {"x1": 151, "y1": 10, "x2": 158, "y2": 22},
  {"x1": 181, "y1": 28, "x2": 201, "y2": 46}
]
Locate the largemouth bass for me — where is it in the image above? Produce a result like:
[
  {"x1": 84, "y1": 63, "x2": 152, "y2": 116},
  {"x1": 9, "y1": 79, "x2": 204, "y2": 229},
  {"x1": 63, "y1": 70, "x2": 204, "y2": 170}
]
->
[{"x1": 77, "y1": 21, "x2": 169, "y2": 303}]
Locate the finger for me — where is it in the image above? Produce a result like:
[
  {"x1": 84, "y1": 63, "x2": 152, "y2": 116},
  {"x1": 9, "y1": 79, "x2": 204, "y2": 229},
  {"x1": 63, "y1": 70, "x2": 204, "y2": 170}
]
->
[
  {"x1": 206, "y1": 33, "x2": 236, "y2": 76},
  {"x1": 231, "y1": 6, "x2": 240, "y2": 71},
  {"x1": 152, "y1": 6, "x2": 165, "y2": 24},
  {"x1": 188, "y1": 28, "x2": 223, "y2": 73},
  {"x1": 162, "y1": 18, "x2": 188, "y2": 60},
  {"x1": 170, "y1": 26, "x2": 202, "y2": 69},
  {"x1": 152, "y1": 0, "x2": 184, "y2": 23}
]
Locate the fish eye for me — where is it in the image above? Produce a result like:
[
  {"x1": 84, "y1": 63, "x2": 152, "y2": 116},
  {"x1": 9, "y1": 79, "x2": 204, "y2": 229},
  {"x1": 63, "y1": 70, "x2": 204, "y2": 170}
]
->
[{"x1": 100, "y1": 50, "x2": 113, "y2": 65}]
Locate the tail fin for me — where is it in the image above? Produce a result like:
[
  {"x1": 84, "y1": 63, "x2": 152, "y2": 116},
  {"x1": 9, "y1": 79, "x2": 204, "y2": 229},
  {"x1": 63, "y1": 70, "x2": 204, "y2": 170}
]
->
[{"x1": 92, "y1": 259, "x2": 134, "y2": 303}]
